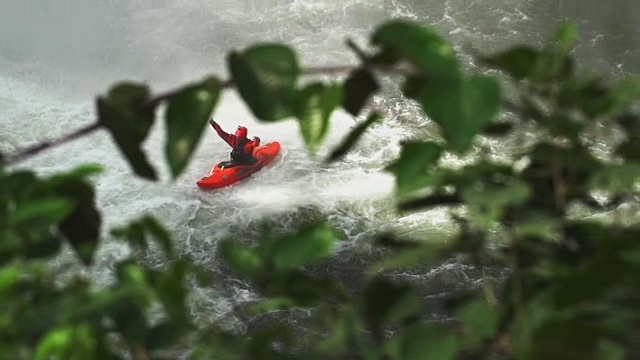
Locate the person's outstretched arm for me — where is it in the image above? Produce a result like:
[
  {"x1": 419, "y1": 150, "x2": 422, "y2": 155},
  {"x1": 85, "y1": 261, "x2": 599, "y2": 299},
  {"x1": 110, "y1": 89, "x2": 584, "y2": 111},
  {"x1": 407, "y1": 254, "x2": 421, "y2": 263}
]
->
[{"x1": 209, "y1": 119, "x2": 235, "y2": 147}]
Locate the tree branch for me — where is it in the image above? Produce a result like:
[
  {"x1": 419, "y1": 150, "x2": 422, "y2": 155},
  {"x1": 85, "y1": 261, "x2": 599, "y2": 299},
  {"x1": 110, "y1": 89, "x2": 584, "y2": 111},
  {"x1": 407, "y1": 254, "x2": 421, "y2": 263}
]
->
[
  {"x1": 2, "y1": 64, "x2": 410, "y2": 166},
  {"x1": 4, "y1": 122, "x2": 102, "y2": 166}
]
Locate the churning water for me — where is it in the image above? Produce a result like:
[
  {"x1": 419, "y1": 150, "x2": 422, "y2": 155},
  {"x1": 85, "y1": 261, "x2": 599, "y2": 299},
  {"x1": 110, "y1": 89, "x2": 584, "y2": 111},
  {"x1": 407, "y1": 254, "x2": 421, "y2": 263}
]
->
[{"x1": 1, "y1": 0, "x2": 638, "y2": 342}]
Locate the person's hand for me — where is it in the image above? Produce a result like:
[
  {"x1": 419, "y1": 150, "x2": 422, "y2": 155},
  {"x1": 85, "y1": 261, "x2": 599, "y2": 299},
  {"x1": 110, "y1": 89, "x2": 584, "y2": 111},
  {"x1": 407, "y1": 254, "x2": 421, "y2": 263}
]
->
[
  {"x1": 253, "y1": 136, "x2": 261, "y2": 145},
  {"x1": 209, "y1": 118, "x2": 215, "y2": 125}
]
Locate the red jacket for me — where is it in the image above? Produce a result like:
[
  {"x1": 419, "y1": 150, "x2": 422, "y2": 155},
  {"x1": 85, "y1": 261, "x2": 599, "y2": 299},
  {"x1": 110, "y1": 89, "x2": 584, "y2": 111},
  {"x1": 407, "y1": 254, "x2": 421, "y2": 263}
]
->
[{"x1": 212, "y1": 122, "x2": 259, "y2": 158}]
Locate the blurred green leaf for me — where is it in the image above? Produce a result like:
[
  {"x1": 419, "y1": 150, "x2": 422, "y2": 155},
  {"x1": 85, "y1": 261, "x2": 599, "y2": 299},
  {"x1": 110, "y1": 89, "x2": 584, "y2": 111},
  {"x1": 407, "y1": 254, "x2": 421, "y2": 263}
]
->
[
  {"x1": 54, "y1": 180, "x2": 101, "y2": 265},
  {"x1": 55, "y1": 164, "x2": 103, "y2": 179},
  {"x1": 146, "y1": 319, "x2": 190, "y2": 351},
  {"x1": 268, "y1": 270, "x2": 344, "y2": 306},
  {"x1": 387, "y1": 323, "x2": 458, "y2": 360},
  {"x1": 0, "y1": 171, "x2": 37, "y2": 199},
  {"x1": 22, "y1": 234, "x2": 63, "y2": 260},
  {"x1": 597, "y1": 340, "x2": 626, "y2": 360},
  {"x1": 457, "y1": 299, "x2": 498, "y2": 347},
  {"x1": 150, "y1": 259, "x2": 191, "y2": 324},
  {"x1": 342, "y1": 68, "x2": 379, "y2": 116},
  {"x1": 295, "y1": 82, "x2": 343, "y2": 153},
  {"x1": 369, "y1": 245, "x2": 444, "y2": 273},
  {"x1": 34, "y1": 324, "x2": 96, "y2": 360},
  {"x1": 247, "y1": 297, "x2": 296, "y2": 315},
  {"x1": 317, "y1": 306, "x2": 360, "y2": 355},
  {"x1": 420, "y1": 75, "x2": 502, "y2": 153},
  {"x1": 523, "y1": 319, "x2": 609, "y2": 360},
  {"x1": 248, "y1": 325, "x2": 292, "y2": 360},
  {"x1": 609, "y1": 75, "x2": 640, "y2": 114},
  {"x1": 97, "y1": 82, "x2": 157, "y2": 180},
  {"x1": 385, "y1": 141, "x2": 443, "y2": 196},
  {"x1": 363, "y1": 276, "x2": 420, "y2": 333},
  {"x1": 228, "y1": 44, "x2": 299, "y2": 121},
  {"x1": 0, "y1": 265, "x2": 20, "y2": 297},
  {"x1": 110, "y1": 216, "x2": 173, "y2": 255},
  {"x1": 553, "y1": 21, "x2": 578, "y2": 56},
  {"x1": 219, "y1": 240, "x2": 263, "y2": 280},
  {"x1": 165, "y1": 76, "x2": 222, "y2": 178},
  {"x1": 9, "y1": 198, "x2": 75, "y2": 228},
  {"x1": 558, "y1": 75, "x2": 616, "y2": 118},
  {"x1": 514, "y1": 212, "x2": 562, "y2": 242},
  {"x1": 111, "y1": 221, "x2": 146, "y2": 250},
  {"x1": 372, "y1": 20, "x2": 460, "y2": 77},
  {"x1": 267, "y1": 223, "x2": 336, "y2": 270},
  {"x1": 191, "y1": 264, "x2": 213, "y2": 287},
  {"x1": 327, "y1": 112, "x2": 382, "y2": 162},
  {"x1": 462, "y1": 179, "x2": 531, "y2": 224},
  {"x1": 141, "y1": 216, "x2": 173, "y2": 255},
  {"x1": 481, "y1": 46, "x2": 542, "y2": 80},
  {"x1": 589, "y1": 163, "x2": 640, "y2": 193}
]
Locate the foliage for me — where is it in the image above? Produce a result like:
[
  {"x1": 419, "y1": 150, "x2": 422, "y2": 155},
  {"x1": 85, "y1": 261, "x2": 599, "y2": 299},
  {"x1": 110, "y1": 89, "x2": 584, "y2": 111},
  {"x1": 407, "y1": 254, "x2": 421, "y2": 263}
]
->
[{"x1": 1, "y1": 19, "x2": 639, "y2": 360}]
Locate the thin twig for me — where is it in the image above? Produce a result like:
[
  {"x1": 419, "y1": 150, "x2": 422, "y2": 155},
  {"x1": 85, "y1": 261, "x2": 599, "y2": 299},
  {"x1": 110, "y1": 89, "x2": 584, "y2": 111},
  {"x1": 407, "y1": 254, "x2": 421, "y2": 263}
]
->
[{"x1": 4, "y1": 122, "x2": 102, "y2": 165}]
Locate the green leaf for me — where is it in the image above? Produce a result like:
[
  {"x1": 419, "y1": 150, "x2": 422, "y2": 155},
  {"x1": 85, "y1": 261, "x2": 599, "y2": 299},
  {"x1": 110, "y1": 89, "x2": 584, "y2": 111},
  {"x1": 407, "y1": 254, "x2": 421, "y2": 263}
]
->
[
  {"x1": 0, "y1": 171, "x2": 37, "y2": 199},
  {"x1": 372, "y1": 20, "x2": 460, "y2": 77},
  {"x1": 0, "y1": 265, "x2": 20, "y2": 297},
  {"x1": 34, "y1": 326, "x2": 73, "y2": 360},
  {"x1": 610, "y1": 75, "x2": 640, "y2": 114},
  {"x1": 388, "y1": 323, "x2": 458, "y2": 360},
  {"x1": 9, "y1": 198, "x2": 75, "y2": 228},
  {"x1": 558, "y1": 75, "x2": 616, "y2": 118},
  {"x1": 247, "y1": 297, "x2": 297, "y2": 315},
  {"x1": 481, "y1": 46, "x2": 542, "y2": 80},
  {"x1": 462, "y1": 179, "x2": 531, "y2": 225},
  {"x1": 165, "y1": 76, "x2": 222, "y2": 178},
  {"x1": 385, "y1": 141, "x2": 443, "y2": 196},
  {"x1": 457, "y1": 299, "x2": 498, "y2": 347},
  {"x1": 514, "y1": 212, "x2": 562, "y2": 242},
  {"x1": 342, "y1": 68, "x2": 379, "y2": 116},
  {"x1": 54, "y1": 180, "x2": 101, "y2": 265},
  {"x1": 146, "y1": 320, "x2": 190, "y2": 351},
  {"x1": 362, "y1": 276, "x2": 420, "y2": 333},
  {"x1": 228, "y1": 44, "x2": 299, "y2": 121},
  {"x1": 149, "y1": 259, "x2": 191, "y2": 324},
  {"x1": 327, "y1": 112, "x2": 382, "y2": 162},
  {"x1": 58, "y1": 164, "x2": 103, "y2": 179},
  {"x1": 97, "y1": 82, "x2": 157, "y2": 180},
  {"x1": 267, "y1": 223, "x2": 336, "y2": 270},
  {"x1": 294, "y1": 82, "x2": 343, "y2": 153},
  {"x1": 266, "y1": 270, "x2": 342, "y2": 306},
  {"x1": 317, "y1": 307, "x2": 360, "y2": 355},
  {"x1": 553, "y1": 21, "x2": 578, "y2": 56},
  {"x1": 523, "y1": 319, "x2": 608, "y2": 360},
  {"x1": 589, "y1": 163, "x2": 640, "y2": 193},
  {"x1": 219, "y1": 240, "x2": 263, "y2": 280},
  {"x1": 420, "y1": 75, "x2": 502, "y2": 153},
  {"x1": 34, "y1": 324, "x2": 96, "y2": 360},
  {"x1": 369, "y1": 245, "x2": 444, "y2": 274},
  {"x1": 597, "y1": 340, "x2": 626, "y2": 360},
  {"x1": 141, "y1": 216, "x2": 173, "y2": 255},
  {"x1": 111, "y1": 221, "x2": 147, "y2": 250},
  {"x1": 110, "y1": 216, "x2": 173, "y2": 255}
]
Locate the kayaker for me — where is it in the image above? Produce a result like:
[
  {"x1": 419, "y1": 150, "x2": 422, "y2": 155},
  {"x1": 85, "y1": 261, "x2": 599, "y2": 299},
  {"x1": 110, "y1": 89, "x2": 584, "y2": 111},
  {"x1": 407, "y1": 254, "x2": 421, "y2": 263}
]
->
[{"x1": 209, "y1": 119, "x2": 261, "y2": 167}]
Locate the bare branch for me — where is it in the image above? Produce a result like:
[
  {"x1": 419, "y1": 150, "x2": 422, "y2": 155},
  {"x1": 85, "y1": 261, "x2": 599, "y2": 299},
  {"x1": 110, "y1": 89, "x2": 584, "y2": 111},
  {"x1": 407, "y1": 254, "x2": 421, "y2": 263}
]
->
[
  {"x1": 3, "y1": 64, "x2": 411, "y2": 166},
  {"x1": 4, "y1": 122, "x2": 102, "y2": 166}
]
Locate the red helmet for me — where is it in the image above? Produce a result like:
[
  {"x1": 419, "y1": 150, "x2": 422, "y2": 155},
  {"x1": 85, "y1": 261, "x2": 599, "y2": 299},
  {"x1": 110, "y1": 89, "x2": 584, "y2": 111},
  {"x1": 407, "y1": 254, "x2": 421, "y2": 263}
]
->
[{"x1": 235, "y1": 125, "x2": 248, "y2": 137}]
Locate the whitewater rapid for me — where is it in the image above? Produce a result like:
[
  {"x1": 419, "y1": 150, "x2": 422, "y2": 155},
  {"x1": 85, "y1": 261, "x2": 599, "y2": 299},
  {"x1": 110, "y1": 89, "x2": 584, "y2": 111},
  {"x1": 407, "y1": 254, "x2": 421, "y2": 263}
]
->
[{"x1": 1, "y1": 0, "x2": 638, "y2": 334}]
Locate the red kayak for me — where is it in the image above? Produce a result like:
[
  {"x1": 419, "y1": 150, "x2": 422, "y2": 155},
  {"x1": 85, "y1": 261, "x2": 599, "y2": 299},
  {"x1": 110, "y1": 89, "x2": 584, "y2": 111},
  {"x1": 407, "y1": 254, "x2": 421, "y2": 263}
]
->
[{"x1": 196, "y1": 141, "x2": 280, "y2": 190}]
